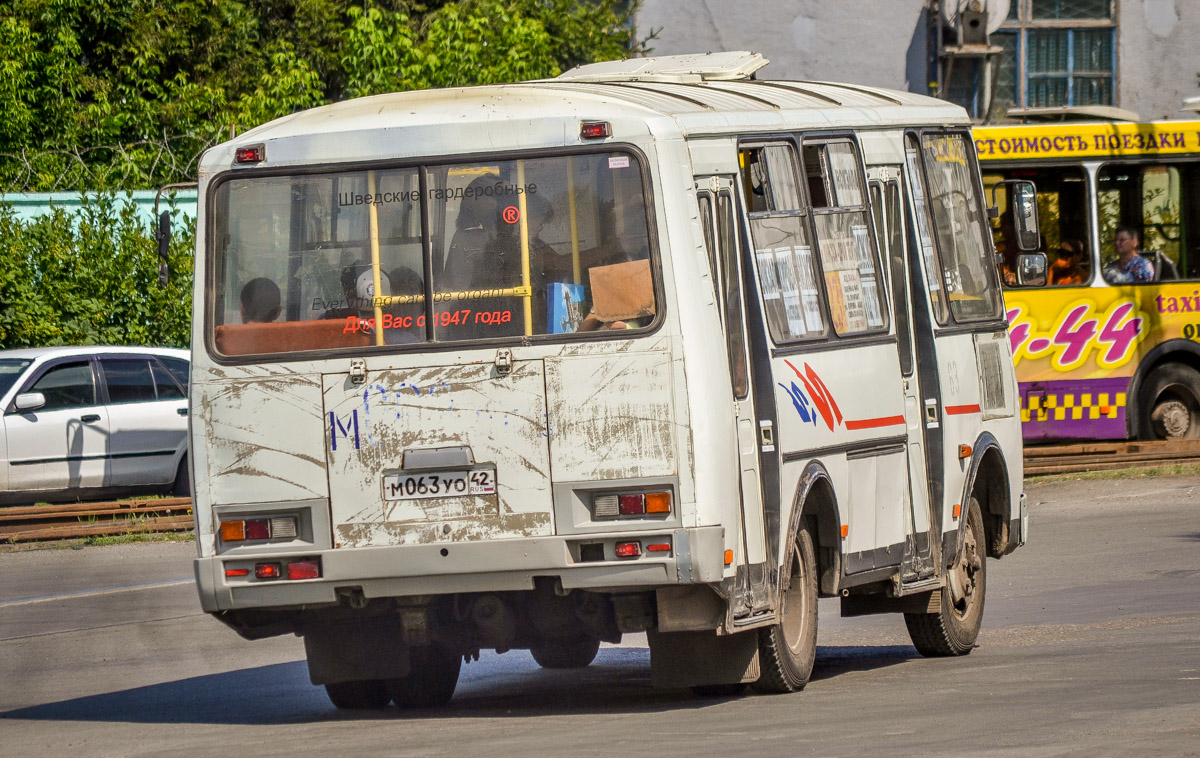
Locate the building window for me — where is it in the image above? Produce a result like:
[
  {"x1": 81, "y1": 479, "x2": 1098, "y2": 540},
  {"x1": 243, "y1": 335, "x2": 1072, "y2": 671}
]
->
[{"x1": 995, "y1": 0, "x2": 1115, "y2": 111}]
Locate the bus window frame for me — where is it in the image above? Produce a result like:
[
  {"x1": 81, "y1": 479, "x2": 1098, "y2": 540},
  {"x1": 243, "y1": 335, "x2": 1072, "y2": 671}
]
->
[
  {"x1": 983, "y1": 161, "x2": 1097, "y2": 290},
  {"x1": 202, "y1": 143, "x2": 666, "y2": 365},
  {"x1": 1095, "y1": 157, "x2": 1195, "y2": 282},
  {"x1": 907, "y1": 128, "x2": 1007, "y2": 330},
  {"x1": 738, "y1": 131, "x2": 894, "y2": 352}
]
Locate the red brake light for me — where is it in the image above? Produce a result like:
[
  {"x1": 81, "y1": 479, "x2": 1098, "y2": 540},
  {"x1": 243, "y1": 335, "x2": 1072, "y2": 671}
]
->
[
  {"x1": 235, "y1": 145, "x2": 265, "y2": 163},
  {"x1": 245, "y1": 519, "x2": 270, "y2": 540},
  {"x1": 580, "y1": 122, "x2": 610, "y2": 139},
  {"x1": 646, "y1": 543, "x2": 671, "y2": 553},
  {"x1": 615, "y1": 541, "x2": 641, "y2": 558},
  {"x1": 287, "y1": 560, "x2": 321, "y2": 580},
  {"x1": 618, "y1": 494, "x2": 645, "y2": 516},
  {"x1": 225, "y1": 567, "x2": 249, "y2": 577},
  {"x1": 255, "y1": 563, "x2": 281, "y2": 579}
]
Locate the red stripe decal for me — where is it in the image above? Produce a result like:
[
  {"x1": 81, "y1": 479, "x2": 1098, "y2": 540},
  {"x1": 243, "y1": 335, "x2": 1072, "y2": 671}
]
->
[
  {"x1": 844, "y1": 415, "x2": 906, "y2": 430},
  {"x1": 945, "y1": 404, "x2": 982, "y2": 415}
]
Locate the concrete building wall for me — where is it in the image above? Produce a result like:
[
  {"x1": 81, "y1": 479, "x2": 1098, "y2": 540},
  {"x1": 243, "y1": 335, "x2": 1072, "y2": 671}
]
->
[
  {"x1": 1118, "y1": 0, "x2": 1200, "y2": 120},
  {"x1": 635, "y1": 0, "x2": 1200, "y2": 122},
  {"x1": 635, "y1": 0, "x2": 930, "y2": 93}
]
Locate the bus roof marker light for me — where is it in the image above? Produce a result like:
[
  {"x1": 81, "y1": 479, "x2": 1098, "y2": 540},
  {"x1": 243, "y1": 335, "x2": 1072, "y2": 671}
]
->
[
  {"x1": 235, "y1": 145, "x2": 265, "y2": 164},
  {"x1": 580, "y1": 122, "x2": 610, "y2": 139}
]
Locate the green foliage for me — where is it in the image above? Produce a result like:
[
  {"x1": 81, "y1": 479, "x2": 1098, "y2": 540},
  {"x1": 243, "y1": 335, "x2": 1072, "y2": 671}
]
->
[
  {"x1": 0, "y1": 0, "x2": 648, "y2": 192},
  {"x1": 0, "y1": 195, "x2": 194, "y2": 349}
]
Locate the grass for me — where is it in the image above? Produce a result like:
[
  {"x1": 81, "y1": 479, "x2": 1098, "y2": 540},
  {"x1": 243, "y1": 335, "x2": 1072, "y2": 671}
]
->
[
  {"x1": 80, "y1": 531, "x2": 194, "y2": 547},
  {"x1": 1027, "y1": 461, "x2": 1200, "y2": 483}
]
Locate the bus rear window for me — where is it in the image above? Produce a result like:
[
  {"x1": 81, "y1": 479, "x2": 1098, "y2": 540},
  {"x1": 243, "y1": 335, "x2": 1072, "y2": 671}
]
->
[{"x1": 209, "y1": 152, "x2": 656, "y2": 357}]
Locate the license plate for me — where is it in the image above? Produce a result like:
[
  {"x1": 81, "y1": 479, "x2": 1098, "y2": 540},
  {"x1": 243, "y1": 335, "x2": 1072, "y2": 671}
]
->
[{"x1": 382, "y1": 467, "x2": 496, "y2": 501}]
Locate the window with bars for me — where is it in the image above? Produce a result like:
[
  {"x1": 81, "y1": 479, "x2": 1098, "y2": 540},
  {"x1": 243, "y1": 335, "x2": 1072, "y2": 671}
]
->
[{"x1": 994, "y1": 0, "x2": 1115, "y2": 111}]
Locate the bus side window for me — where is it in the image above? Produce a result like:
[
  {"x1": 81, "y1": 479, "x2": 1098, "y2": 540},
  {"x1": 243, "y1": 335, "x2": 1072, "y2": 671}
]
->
[
  {"x1": 872, "y1": 180, "x2": 913, "y2": 376},
  {"x1": 740, "y1": 143, "x2": 827, "y2": 342}
]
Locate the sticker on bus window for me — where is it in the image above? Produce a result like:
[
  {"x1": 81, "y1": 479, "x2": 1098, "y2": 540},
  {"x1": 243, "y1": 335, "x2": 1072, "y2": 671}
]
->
[
  {"x1": 608, "y1": 156, "x2": 630, "y2": 169},
  {"x1": 794, "y1": 245, "x2": 824, "y2": 332},
  {"x1": 862, "y1": 276, "x2": 884, "y2": 328}
]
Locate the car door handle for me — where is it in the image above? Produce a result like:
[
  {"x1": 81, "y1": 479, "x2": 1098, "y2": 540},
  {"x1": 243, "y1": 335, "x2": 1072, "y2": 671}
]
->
[
  {"x1": 177, "y1": 408, "x2": 188, "y2": 416},
  {"x1": 80, "y1": 414, "x2": 101, "y2": 423}
]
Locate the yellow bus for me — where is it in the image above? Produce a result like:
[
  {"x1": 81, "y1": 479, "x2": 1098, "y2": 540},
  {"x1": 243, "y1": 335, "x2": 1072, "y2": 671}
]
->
[{"x1": 976, "y1": 119, "x2": 1200, "y2": 442}]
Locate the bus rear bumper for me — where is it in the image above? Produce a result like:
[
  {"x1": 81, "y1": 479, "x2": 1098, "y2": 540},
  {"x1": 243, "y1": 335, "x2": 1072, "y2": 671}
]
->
[{"x1": 194, "y1": 526, "x2": 726, "y2": 613}]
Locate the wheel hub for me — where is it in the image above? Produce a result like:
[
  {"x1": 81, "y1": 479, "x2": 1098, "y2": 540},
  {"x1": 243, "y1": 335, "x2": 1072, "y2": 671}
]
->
[
  {"x1": 950, "y1": 528, "x2": 980, "y2": 614},
  {"x1": 1151, "y1": 398, "x2": 1192, "y2": 438}
]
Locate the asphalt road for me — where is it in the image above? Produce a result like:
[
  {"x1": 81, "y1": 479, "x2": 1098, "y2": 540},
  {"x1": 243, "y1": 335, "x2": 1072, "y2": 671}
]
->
[{"x1": 2, "y1": 476, "x2": 1199, "y2": 757}]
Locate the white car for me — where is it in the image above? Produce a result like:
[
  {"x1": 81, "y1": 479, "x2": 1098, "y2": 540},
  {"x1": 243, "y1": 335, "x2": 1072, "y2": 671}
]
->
[{"x1": 0, "y1": 346, "x2": 190, "y2": 505}]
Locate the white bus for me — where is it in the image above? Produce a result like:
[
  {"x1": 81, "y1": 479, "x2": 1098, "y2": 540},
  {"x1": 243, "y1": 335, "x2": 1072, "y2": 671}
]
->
[{"x1": 186, "y1": 51, "x2": 1029, "y2": 708}]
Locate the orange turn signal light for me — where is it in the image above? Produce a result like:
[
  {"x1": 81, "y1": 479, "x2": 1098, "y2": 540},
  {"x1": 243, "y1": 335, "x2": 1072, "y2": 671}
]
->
[
  {"x1": 953, "y1": 503, "x2": 962, "y2": 519},
  {"x1": 646, "y1": 543, "x2": 671, "y2": 553},
  {"x1": 724, "y1": 549, "x2": 734, "y2": 566},
  {"x1": 840, "y1": 524, "x2": 849, "y2": 538},
  {"x1": 645, "y1": 492, "x2": 671, "y2": 514},
  {"x1": 220, "y1": 520, "x2": 246, "y2": 542},
  {"x1": 958, "y1": 444, "x2": 972, "y2": 459}
]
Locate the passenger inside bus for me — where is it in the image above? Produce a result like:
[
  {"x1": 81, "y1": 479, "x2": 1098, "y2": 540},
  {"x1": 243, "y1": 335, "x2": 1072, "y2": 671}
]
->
[
  {"x1": 1049, "y1": 238, "x2": 1088, "y2": 285},
  {"x1": 1103, "y1": 226, "x2": 1155, "y2": 284},
  {"x1": 239, "y1": 278, "x2": 282, "y2": 323}
]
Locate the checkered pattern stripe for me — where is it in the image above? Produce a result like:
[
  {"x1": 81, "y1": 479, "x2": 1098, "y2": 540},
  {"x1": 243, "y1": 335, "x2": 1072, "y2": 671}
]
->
[{"x1": 1021, "y1": 392, "x2": 1126, "y2": 423}]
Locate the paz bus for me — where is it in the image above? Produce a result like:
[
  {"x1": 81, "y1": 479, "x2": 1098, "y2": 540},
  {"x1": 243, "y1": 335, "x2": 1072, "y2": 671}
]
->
[
  {"x1": 182, "y1": 51, "x2": 1028, "y2": 708},
  {"x1": 976, "y1": 118, "x2": 1200, "y2": 442}
]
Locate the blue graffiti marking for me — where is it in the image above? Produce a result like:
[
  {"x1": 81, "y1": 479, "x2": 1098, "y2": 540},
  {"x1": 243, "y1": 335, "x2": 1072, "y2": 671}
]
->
[
  {"x1": 778, "y1": 382, "x2": 817, "y2": 426},
  {"x1": 329, "y1": 409, "x2": 361, "y2": 450}
]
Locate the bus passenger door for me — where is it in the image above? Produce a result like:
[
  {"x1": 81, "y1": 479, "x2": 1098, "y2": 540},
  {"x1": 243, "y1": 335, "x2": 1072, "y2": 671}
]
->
[
  {"x1": 696, "y1": 177, "x2": 772, "y2": 619},
  {"x1": 869, "y1": 169, "x2": 936, "y2": 580}
]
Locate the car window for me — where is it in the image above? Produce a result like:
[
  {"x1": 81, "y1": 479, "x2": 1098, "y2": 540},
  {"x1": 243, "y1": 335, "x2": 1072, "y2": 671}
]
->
[
  {"x1": 100, "y1": 359, "x2": 157, "y2": 404},
  {"x1": 0, "y1": 358, "x2": 33, "y2": 398},
  {"x1": 152, "y1": 362, "x2": 186, "y2": 400},
  {"x1": 161, "y1": 357, "x2": 190, "y2": 390},
  {"x1": 29, "y1": 362, "x2": 96, "y2": 411}
]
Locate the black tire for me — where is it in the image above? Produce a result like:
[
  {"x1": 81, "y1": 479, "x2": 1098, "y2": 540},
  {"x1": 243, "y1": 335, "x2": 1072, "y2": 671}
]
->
[
  {"x1": 752, "y1": 527, "x2": 818, "y2": 694},
  {"x1": 529, "y1": 636, "x2": 601, "y2": 669},
  {"x1": 691, "y1": 683, "x2": 746, "y2": 698},
  {"x1": 387, "y1": 645, "x2": 462, "y2": 708},
  {"x1": 172, "y1": 454, "x2": 190, "y2": 497},
  {"x1": 1138, "y1": 364, "x2": 1200, "y2": 440},
  {"x1": 905, "y1": 497, "x2": 986, "y2": 657},
  {"x1": 324, "y1": 679, "x2": 390, "y2": 709}
]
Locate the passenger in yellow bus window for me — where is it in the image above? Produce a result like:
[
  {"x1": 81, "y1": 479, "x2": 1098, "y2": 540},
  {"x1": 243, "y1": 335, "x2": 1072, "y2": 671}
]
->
[
  {"x1": 1103, "y1": 226, "x2": 1154, "y2": 284},
  {"x1": 239, "y1": 277, "x2": 282, "y2": 323},
  {"x1": 1049, "y1": 239, "x2": 1088, "y2": 286}
]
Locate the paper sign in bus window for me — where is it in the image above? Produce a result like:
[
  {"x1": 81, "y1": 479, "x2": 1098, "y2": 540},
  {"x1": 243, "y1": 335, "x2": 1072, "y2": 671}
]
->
[
  {"x1": 775, "y1": 247, "x2": 806, "y2": 337},
  {"x1": 589, "y1": 259, "x2": 654, "y2": 322},
  {"x1": 756, "y1": 248, "x2": 782, "y2": 300},
  {"x1": 793, "y1": 245, "x2": 824, "y2": 333}
]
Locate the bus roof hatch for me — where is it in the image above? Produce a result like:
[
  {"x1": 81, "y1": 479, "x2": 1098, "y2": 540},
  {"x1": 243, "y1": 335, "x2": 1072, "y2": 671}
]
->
[{"x1": 556, "y1": 51, "x2": 769, "y2": 85}]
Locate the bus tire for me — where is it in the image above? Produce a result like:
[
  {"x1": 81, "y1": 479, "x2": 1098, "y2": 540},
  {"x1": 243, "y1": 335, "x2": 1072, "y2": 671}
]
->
[
  {"x1": 324, "y1": 679, "x2": 390, "y2": 709},
  {"x1": 530, "y1": 635, "x2": 600, "y2": 669},
  {"x1": 387, "y1": 645, "x2": 461, "y2": 708},
  {"x1": 1139, "y1": 363, "x2": 1200, "y2": 440},
  {"x1": 905, "y1": 497, "x2": 986, "y2": 657},
  {"x1": 752, "y1": 527, "x2": 818, "y2": 694}
]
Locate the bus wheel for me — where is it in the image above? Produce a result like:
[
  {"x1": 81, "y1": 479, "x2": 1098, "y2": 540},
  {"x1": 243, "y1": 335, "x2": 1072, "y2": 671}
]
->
[
  {"x1": 387, "y1": 645, "x2": 461, "y2": 708},
  {"x1": 324, "y1": 679, "x2": 390, "y2": 709},
  {"x1": 530, "y1": 635, "x2": 601, "y2": 669},
  {"x1": 752, "y1": 527, "x2": 818, "y2": 693},
  {"x1": 905, "y1": 498, "x2": 986, "y2": 657},
  {"x1": 1140, "y1": 364, "x2": 1200, "y2": 439}
]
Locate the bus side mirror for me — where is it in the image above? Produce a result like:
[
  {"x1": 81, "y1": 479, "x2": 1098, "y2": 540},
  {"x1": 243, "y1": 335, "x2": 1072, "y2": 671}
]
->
[
  {"x1": 156, "y1": 210, "x2": 171, "y2": 288},
  {"x1": 1010, "y1": 180, "x2": 1040, "y2": 252},
  {"x1": 1016, "y1": 252, "x2": 1047, "y2": 287}
]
